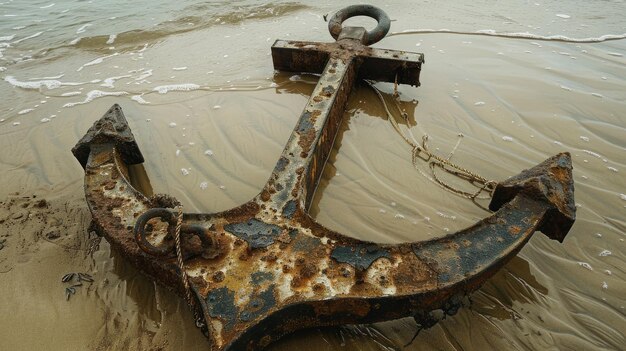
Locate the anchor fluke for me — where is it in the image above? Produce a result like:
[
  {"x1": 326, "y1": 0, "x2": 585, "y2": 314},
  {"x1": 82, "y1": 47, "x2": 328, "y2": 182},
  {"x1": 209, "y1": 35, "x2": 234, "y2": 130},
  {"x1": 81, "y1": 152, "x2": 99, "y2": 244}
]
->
[
  {"x1": 489, "y1": 152, "x2": 575, "y2": 242},
  {"x1": 72, "y1": 104, "x2": 144, "y2": 169}
]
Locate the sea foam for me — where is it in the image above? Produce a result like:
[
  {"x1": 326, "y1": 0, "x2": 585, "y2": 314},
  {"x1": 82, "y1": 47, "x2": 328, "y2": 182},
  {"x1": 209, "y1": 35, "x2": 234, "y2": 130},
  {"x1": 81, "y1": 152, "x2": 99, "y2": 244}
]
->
[
  {"x1": 106, "y1": 34, "x2": 117, "y2": 45},
  {"x1": 77, "y1": 53, "x2": 119, "y2": 71},
  {"x1": 63, "y1": 90, "x2": 128, "y2": 107},
  {"x1": 5, "y1": 76, "x2": 82, "y2": 90},
  {"x1": 154, "y1": 84, "x2": 200, "y2": 94},
  {"x1": 76, "y1": 23, "x2": 92, "y2": 34},
  {"x1": 101, "y1": 75, "x2": 131, "y2": 88},
  {"x1": 131, "y1": 95, "x2": 149, "y2": 104},
  {"x1": 391, "y1": 29, "x2": 626, "y2": 43},
  {"x1": 12, "y1": 31, "x2": 43, "y2": 44}
]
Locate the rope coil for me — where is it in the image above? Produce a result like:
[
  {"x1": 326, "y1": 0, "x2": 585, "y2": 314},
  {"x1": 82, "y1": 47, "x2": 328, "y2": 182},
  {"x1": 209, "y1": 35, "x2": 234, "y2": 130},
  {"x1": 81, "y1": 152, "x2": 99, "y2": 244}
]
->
[{"x1": 367, "y1": 77, "x2": 498, "y2": 211}]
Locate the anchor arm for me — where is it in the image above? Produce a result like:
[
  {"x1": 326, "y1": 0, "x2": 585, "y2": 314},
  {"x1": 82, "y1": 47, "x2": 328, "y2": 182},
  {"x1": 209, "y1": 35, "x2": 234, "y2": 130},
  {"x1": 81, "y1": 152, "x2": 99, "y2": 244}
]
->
[
  {"x1": 74, "y1": 105, "x2": 212, "y2": 306},
  {"x1": 202, "y1": 154, "x2": 574, "y2": 350}
]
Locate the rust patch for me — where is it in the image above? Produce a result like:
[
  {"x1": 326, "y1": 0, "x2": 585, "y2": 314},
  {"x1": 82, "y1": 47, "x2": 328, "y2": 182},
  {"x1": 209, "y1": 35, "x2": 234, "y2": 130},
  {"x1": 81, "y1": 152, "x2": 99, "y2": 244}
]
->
[
  {"x1": 290, "y1": 256, "x2": 318, "y2": 289},
  {"x1": 509, "y1": 225, "x2": 522, "y2": 236},
  {"x1": 297, "y1": 125, "x2": 316, "y2": 156},
  {"x1": 393, "y1": 254, "x2": 437, "y2": 295},
  {"x1": 213, "y1": 271, "x2": 225, "y2": 283}
]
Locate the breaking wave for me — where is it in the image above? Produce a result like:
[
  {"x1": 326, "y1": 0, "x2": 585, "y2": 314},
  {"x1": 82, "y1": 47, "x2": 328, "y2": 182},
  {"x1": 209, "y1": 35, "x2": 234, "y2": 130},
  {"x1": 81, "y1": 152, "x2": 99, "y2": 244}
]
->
[{"x1": 0, "y1": 2, "x2": 308, "y2": 67}]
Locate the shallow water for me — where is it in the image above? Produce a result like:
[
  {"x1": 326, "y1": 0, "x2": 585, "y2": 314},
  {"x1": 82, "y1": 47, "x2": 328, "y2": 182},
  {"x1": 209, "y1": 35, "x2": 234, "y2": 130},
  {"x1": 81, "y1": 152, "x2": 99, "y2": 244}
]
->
[{"x1": 0, "y1": 0, "x2": 625, "y2": 350}]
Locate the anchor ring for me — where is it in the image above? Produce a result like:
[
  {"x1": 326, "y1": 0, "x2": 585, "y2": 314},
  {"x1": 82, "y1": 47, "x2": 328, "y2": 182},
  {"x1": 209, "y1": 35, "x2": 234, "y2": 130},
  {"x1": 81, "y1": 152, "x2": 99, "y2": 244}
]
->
[
  {"x1": 134, "y1": 208, "x2": 217, "y2": 257},
  {"x1": 328, "y1": 5, "x2": 391, "y2": 45},
  {"x1": 134, "y1": 208, "x2": 177, "y2": 256}
]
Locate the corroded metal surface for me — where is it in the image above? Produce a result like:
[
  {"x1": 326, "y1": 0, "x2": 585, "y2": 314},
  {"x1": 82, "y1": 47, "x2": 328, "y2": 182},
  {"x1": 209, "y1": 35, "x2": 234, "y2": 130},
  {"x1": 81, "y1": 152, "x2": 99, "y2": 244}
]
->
[{"x1": 72, "y1": 6, "x2": 575, "y2": 351}]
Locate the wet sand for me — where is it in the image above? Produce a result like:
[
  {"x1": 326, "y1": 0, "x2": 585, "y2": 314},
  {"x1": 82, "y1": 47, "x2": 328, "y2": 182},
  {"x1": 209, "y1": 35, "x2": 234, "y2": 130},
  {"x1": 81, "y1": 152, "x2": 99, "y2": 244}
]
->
[{"x1": 1, "y1": 1, "x2": 625, "y2": 350}]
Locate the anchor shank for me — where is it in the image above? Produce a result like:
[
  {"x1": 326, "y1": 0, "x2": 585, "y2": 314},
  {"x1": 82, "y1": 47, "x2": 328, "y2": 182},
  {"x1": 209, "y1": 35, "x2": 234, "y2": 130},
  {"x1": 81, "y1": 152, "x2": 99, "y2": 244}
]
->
[
  {"x1": 264, "y1": 39, "x2": 424, "y2": 215},
  {"x1": 260, "y1": 53, "x2": 359, "y2": 213},
  {"x1": 301, "y1": 54, "x2": 358, "y2": 210}
]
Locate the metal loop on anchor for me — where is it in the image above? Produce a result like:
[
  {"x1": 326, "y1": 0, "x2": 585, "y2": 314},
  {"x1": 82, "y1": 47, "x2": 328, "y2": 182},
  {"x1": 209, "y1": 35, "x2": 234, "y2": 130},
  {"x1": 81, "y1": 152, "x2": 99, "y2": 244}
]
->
[
  {"x1": 134, "y1": 208, "x2": 216, "y2": 257},
  {"x1": 328, "y1": 4, "x2": 391, "y2": 45},
  {"x1": 134, "y1": 208, "x2": 176, "y2": 256}
]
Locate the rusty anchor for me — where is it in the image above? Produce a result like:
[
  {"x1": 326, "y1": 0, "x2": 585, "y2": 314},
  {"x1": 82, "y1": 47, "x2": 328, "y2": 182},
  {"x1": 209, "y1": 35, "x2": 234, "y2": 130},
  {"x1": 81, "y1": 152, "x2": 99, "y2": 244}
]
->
[{"x1": 72, "y1": 5, "x2": 575, "y2": 351}]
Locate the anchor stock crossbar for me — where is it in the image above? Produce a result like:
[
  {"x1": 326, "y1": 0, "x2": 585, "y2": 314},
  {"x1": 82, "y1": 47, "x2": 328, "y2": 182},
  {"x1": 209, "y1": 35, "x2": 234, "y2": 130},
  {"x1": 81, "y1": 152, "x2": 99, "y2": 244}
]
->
[{"x1": 72, "y1": 5, "x2": 575, "y2": 351}]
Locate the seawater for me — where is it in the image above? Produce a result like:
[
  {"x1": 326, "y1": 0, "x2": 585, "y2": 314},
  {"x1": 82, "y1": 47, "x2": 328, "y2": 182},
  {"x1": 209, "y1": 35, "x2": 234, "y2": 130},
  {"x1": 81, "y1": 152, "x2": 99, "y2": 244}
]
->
[{"x1": 0, "y1": 0, "x2": 625, "y2": 350}]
